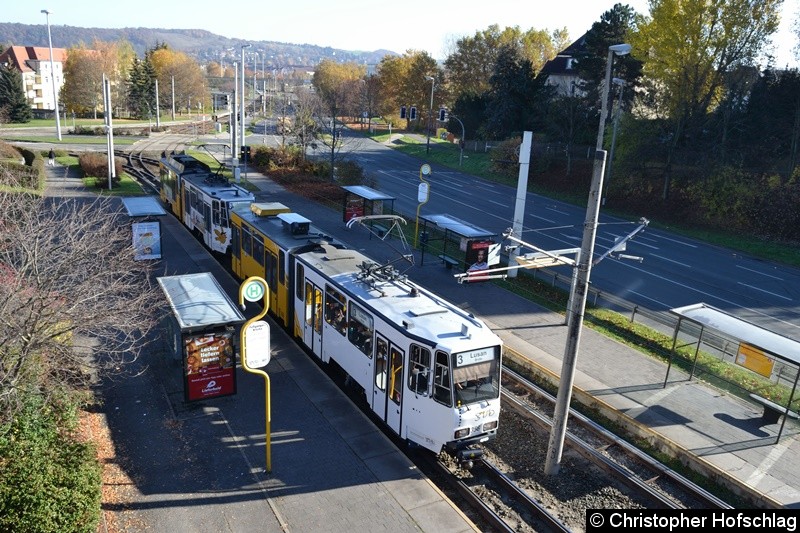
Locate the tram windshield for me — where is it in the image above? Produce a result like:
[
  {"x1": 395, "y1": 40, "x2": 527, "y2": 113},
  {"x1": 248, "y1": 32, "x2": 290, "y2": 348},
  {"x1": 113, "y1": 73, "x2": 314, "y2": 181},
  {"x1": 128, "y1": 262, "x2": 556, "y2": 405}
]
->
[{"x1": 452, "y1": 346, "x2": 500, "y2": 405}]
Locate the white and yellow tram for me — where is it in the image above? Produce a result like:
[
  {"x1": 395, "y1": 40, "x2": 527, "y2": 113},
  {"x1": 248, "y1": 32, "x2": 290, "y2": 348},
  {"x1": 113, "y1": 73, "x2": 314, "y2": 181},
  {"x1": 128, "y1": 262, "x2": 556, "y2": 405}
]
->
[
  {"x1": 229, "y1": 203, "x2": 502, "y2": 458},
  {"x1": 159, "y1": 153, "x2": 255, "y2": 254}
]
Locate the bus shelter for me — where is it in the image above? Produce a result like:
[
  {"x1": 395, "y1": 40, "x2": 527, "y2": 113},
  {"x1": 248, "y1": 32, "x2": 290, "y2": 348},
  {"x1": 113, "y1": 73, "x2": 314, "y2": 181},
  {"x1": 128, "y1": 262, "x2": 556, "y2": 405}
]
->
[
  {"x1": 158, "y1": 272, "x2": 245, "y2": 403},
  {"x1": 668, "y1": 302, "x2": 800, "y2": 440},
  {"x1": 341, "y1": 185, "x2": 396, "y2": 223},
  {"x1": 418, "y1": 213, "x2": 497, "y2": 275},
  {"x1": 122, "y1": 196, "x2": 167, "y2": 260}
]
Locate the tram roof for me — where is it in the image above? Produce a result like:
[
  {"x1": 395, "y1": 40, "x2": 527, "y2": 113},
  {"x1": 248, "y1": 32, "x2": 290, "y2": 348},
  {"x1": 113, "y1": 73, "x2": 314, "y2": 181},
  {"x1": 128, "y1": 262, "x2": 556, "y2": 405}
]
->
[
  {"x1": 180, "y1": 172, "x2": 255, "y2": 202},
  {"x1": 230, "y1": 203, "x2": 340, "y2": 250},
  {"x1": 297, "y1": 243, "x2": 500, "y2": 351}
]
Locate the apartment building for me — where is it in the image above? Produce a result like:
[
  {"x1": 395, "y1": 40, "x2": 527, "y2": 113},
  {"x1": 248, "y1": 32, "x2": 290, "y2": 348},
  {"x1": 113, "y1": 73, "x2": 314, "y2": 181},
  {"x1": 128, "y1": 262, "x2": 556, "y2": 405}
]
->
[{"x1": 0, "y1": 45, "x2": 67, "y2": 114}]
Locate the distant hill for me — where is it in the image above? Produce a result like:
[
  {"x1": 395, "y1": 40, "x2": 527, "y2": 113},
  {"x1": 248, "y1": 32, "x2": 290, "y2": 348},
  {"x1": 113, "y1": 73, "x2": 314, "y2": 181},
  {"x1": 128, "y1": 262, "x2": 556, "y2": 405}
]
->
[{"x1": 0, "y1": 22, "x2": 395, "y2": 68}]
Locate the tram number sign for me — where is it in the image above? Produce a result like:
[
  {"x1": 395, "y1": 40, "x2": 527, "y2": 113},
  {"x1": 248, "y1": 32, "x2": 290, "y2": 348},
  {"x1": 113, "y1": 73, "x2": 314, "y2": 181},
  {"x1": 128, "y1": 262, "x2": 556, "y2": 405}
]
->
[
  {"x1": 244, "y1": 320, "x2": 271, "y2": 368},
  {"x1": 243, "y1": 278, "x2": 266, "y2": 303}
]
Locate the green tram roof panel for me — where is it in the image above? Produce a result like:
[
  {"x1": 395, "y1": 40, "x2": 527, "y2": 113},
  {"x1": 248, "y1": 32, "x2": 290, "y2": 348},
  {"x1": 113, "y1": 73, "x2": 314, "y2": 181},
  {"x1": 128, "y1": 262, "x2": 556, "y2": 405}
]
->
[{"x1": 158, "y1": 272, "x2": 245, "y2": 332}]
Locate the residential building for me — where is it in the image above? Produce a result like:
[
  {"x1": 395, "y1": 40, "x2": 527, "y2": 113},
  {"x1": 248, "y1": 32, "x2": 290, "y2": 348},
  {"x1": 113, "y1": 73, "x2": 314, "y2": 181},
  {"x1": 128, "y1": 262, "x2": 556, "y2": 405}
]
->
[{"x1": 0, "y1": 45, "x2": 68, "y2": 115}]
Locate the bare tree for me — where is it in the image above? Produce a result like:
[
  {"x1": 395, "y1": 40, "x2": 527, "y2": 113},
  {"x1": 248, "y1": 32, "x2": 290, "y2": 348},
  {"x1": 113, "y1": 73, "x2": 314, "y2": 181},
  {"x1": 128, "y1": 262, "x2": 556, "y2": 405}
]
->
[{"x1": 0, "y1": 193, "x2": 164, "y2": 425}]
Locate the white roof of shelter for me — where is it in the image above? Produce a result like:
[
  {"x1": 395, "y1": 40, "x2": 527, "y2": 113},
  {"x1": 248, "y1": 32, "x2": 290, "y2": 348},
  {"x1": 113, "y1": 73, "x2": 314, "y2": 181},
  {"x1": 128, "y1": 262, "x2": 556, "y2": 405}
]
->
[
  {"x1": 670, "y1": 303, "x2": 800, "y2": 365},
  {"x1": 421, "y1": 213, "x2": 494, "y2": 239},
  {"x1": 122, "y1": 196, "x2": 167, "y2": 217},
  {"x1": 157, "y1": 273, "x2": 245, "y2": 331}
]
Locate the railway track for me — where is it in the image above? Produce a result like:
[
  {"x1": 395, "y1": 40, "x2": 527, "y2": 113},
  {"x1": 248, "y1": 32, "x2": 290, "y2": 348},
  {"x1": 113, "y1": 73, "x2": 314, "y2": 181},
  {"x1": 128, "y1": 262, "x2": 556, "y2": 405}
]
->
[{"x1": 501, "y1": 366, "x2": 733, "y2": 510}]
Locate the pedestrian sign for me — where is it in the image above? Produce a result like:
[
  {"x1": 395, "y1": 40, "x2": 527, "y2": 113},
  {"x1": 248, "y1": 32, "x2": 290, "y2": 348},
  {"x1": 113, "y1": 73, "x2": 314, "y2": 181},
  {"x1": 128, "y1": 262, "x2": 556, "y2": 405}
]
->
[{"x1": 242, "y1": 278, "x2": 266, "y2": 302}]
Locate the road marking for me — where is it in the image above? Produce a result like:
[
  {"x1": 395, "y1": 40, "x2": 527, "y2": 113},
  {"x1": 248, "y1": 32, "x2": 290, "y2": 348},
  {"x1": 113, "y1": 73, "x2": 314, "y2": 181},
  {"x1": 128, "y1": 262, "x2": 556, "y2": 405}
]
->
[
  {"x1": 736, "y1": 265, "x2": 783, "y2": 280},
  {"x1": 747, "y1": 440, "x2": 792, "y2": 486},
  {"x1": 651, "y1": 254, "x2": 691, "y2": 267},
  {"x1": 737, "y1": 282, "x2": 793, "y2": 301}
]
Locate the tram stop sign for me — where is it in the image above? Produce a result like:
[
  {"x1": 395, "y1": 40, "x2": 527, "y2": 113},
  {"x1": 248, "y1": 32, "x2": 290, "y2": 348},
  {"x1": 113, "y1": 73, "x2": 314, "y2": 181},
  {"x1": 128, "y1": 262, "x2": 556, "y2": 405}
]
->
[
  {"x1": 243, "y1": 278, "x2": 266, "y2": 303},
  {"x1": 244, "y1": 320, "x2": 271, "y2": 368}
]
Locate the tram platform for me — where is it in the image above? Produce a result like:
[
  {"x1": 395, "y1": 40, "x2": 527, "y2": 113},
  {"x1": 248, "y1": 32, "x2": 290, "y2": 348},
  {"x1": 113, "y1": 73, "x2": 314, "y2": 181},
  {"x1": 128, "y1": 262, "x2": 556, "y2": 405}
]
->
[
  {"x1": 238, "y1": 172, "x2": 800, "y2": 510},
  {"x1": 42, "y1": 166, "x2": 479, "y2": 532}
]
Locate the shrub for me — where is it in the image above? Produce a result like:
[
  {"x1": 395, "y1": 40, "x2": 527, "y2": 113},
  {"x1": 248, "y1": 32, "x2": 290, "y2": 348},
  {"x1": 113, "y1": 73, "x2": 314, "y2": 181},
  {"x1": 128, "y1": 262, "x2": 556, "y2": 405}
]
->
[
  {"x1": 77, "y1": 152, "x2": 123, "y2": 188},
  {"x1": 0, "y1": 394, "x2": 101, "y2": 532}
]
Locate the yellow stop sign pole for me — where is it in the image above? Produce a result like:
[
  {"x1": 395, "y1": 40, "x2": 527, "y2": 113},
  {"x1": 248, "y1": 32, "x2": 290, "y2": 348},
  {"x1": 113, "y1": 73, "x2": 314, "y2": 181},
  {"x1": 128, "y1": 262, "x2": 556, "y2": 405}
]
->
[{"x1": 238, "y1": 276, "x2": 272, "y2": 473}]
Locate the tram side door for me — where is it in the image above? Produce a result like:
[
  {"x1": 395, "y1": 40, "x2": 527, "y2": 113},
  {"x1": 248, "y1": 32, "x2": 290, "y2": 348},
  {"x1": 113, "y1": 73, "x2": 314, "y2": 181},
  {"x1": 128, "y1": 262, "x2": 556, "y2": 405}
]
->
[
  {"x1": 372, "y1": 335, "x2": 403, "y2": 435},
  {"x1": 302, "y1": 281, "x2": 323, "y2": 359}
]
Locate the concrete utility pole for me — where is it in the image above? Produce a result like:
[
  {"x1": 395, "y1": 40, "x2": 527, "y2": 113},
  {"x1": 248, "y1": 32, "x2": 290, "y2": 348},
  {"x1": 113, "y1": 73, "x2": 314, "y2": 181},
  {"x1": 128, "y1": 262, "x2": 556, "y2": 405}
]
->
[
  {"x1": 507, "y1": 131, "x2": 532, "y2": 278},
  {"x1": 240, "y1": 44, "x2": 251, "y2": 157},
  {"x1": 544, "y1": 43, "x2": 631, "y2": 477}
]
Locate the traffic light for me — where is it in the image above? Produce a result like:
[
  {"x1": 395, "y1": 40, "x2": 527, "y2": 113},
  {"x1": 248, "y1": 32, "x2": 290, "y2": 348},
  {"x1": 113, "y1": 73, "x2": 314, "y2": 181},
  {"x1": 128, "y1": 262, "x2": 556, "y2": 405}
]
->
[
  {"x1": 240, "y1": 145, "x2": 251, "y2": 161},
  {"x1": 438, "y1": 108, "x2": 447, "y2": 122},
  {"x1": 409, "y1": 106, "x2": 417, "y2": 120},
  {"x1": 400, "y1": 105, "x2": 406, "y2": 119}
]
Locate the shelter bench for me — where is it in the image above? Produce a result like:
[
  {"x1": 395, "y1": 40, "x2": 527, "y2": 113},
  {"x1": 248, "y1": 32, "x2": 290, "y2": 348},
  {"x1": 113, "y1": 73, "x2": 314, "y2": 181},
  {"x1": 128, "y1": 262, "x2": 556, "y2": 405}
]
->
[
  {"x1": 438, "y1": 254, "x2": 459, "y2": 270},
  {"x1": 749, "y1": 394, "x2": 799, "y2": 424},
  {"x1": 370, "y1": 224, "x2": 389, "y2": 239}
]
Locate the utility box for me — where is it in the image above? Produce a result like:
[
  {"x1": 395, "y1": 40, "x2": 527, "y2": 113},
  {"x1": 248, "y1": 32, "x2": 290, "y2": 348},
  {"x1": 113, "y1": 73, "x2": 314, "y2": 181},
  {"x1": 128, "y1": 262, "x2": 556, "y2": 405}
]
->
[{"x1": 158, "y1": 272, "x2": 245, "y2": 402}]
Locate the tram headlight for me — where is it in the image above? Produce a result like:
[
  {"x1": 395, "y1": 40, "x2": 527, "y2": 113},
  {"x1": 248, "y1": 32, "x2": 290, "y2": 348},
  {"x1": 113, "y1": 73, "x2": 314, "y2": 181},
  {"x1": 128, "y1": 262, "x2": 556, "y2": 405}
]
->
[
  {"x1": 482, "y1": 420, "x2": 498, "y2": 432},
  {"x1": 454, "y1": 427, "x2": 470, "y2": 439}
]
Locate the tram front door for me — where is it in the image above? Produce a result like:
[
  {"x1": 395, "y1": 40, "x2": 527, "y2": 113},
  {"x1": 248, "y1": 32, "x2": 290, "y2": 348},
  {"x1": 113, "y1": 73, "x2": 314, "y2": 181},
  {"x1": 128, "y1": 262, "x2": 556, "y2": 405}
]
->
[{"x1": 302, "y1": 281, "x2": 323, "y2": 359}]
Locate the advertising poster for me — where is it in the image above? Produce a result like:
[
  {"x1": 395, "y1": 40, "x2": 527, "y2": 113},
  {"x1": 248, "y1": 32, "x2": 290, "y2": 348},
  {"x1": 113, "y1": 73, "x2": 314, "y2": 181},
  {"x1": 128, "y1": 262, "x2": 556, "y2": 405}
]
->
[
  {"x1": 132, "y1": 220, "x2": 162, "y2": 260},
  {"x1": 344, "y1": 196, "x2": 364, "y2": 222},
  {"x1": 464, "y1": 240, "x2": 500, "y2": 282},
  {"x1": 184, "y1": 331, "x2": 237, "y2": 402}
]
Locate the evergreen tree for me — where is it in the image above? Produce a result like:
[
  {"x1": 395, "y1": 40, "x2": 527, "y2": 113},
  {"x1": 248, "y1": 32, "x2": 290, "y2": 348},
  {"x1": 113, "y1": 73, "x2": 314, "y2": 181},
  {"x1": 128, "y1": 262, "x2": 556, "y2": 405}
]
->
[
  {"x1": 126, "y1": 57, "x2": 156, "y2": 120},
  {"x1": 0, "y1": 65, "x2": 33, "y2": 123}
]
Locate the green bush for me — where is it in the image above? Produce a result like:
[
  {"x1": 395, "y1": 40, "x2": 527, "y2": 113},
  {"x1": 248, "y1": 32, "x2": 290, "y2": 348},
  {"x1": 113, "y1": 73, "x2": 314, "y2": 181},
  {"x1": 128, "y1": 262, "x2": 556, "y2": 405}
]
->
[{"x1": 0, "y1": 394, "x2": 101, "y2": 532}]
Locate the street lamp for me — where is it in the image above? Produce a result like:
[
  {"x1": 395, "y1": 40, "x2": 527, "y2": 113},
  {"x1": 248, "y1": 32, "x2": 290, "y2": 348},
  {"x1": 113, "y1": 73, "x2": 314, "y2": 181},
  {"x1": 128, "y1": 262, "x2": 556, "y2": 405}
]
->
[
  {"x1": 603, "y1": 77, "x2": 626, "y2": 204},
  {"x1": 425, "y1": 75, "x2": 435, "y2": 155},
  {"x1": 240, "y1": 44, "x2": 251, "y2": 158},
  {"x1": 544, "y1": 42, "x2": 631, "y2": 477},
  {"x1": 41, "y1": 9, "x2": 61, "y2": 141}
]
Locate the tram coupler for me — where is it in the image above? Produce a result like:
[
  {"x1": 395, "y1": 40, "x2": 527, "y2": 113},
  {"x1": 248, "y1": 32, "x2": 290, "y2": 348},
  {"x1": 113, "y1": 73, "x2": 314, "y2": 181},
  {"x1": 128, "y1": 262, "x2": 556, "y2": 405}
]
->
[{"x1": 456, "y1": 446, "x2": 484, "y2": 469}]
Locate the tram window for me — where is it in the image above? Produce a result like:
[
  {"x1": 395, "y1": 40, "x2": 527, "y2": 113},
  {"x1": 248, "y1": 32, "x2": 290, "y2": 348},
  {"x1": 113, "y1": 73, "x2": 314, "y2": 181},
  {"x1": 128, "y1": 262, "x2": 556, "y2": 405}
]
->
[
  {"x1": 266, "y1": 251, "x2": 277, "y2": 289},
  {"x1": 375, "y1": 337, "x2": 388, "y2": 391},
  {"x1": 433, "y1": 350, "x2": 452, "y2": 406},
  {"x1": 253, "y1": 234, "x2": 265, "y2": 266},
  {"x1": 389, "y1": 347, "x2": 404, "y2": 405},
  {"x1": 307, "y1": 286, "x2": 322, "y2": 334},
  {"x1": 296, "y1": 264, "x2": 305, "y2": 300},
  {"x1": 347, "y1": 302, "x2": 373, "y2": 358},
  {"x1": 324, "y1": 285, "x2": 346, "y2": 336},
  {"x1": 453, "y1": 348, "x2": 500, "y2": 405},
  {"x1": 279, "y1": 250, "x2": 286, "y2": 285},
  {"x1": 212, "y1": 200, "x2": 221, "y2": 225},
  {"x1": 204, "y1": 202, "x2": 212, "y2": 232},
  {"x1": 242, "y1": 225, "x2": 252, "y2": 256},
  {"x1": 408, "y1": 344, "x2": 431, "y2": 397}
]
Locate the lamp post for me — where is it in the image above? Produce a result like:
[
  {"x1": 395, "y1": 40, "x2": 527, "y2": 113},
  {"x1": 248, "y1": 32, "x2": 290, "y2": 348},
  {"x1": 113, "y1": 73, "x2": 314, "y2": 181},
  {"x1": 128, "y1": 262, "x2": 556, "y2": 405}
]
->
[
  {"x1": 544, "y1": 43, "x2": 631, "y2": 477},
  {"x1": 603, "y1": 77, "x2": 626, "y2": 205},
  {"x1": 240, "y1": 44, "x2": 251, "y2": 158},
  {"x1": 41, "y1": 9, "x2": 61, "y2": 141},
  {"x1": 425, "y1": 75, "x2": 435, "y2": 155}
]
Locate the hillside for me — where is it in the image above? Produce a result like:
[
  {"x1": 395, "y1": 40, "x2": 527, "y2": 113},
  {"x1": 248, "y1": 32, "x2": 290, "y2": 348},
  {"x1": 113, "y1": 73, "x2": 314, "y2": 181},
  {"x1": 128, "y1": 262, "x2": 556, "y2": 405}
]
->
[{"x1": 0, "y1": 22, "x2": 394, "y2": 68}]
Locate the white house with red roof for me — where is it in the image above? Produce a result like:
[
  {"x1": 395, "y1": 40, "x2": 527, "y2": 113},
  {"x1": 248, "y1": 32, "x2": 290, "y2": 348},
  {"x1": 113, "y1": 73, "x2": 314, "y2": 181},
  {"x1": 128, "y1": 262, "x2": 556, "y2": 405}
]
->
[{"x1": 0, "y1": 45, "x2": 68, "y2": 113}]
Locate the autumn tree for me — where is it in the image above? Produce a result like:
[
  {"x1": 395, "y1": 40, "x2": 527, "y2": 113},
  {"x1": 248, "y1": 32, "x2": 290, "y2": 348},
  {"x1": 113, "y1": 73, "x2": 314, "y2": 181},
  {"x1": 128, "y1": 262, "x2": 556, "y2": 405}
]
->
[
  {"x1": 150, "y1": 45, "x2": 208, "y2": 116},
  {"x1": 0, "y1": 193, "x2": 163, "y2": 426},
  {"x1": 375, "y1": 51, "x2": 440, "y2": 130},
  {"x1": 62, "y1": 40, "x2": 135, "y2": 119},
  {"x1": 630, "y1": 0, "x2": 782, "y2": 199},
  {"x1": 0, "y1": 65, "x2": 32, "y2": 123},
  {"x1": 311, "y1": 59, "x2": 365, "y2": 178}
]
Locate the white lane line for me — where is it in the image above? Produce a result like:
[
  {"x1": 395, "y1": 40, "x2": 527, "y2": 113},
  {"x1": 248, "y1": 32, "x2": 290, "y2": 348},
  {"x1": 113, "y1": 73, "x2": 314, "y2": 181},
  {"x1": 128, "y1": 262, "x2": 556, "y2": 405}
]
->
[
  {"x1": 651, "y1": 233, "x2": 698, "y2": 248},
  {"x1": 736, "y1": 265, "x2": 784, "y2": 281},
  {"x1": 651, "y1": 254, "x2": 692, "y2": 267},
  {"x1": 737, "y1": 282, "x2": 793, "y2": 301}
]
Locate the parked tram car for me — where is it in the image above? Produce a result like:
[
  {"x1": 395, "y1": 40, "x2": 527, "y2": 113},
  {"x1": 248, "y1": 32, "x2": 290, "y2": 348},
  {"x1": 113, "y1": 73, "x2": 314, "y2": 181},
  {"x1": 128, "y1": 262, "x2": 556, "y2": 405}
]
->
[
  {"x1": 159, "y1": 153, "x2": 255, "y2": 254},
  {"x1": 229, "y1": 202, "x2": 503, "y2": 461}
]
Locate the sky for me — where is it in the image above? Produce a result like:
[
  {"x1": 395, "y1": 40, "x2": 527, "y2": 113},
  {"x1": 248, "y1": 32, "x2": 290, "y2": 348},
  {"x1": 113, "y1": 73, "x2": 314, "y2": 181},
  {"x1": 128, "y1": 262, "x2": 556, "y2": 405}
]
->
[{"x1": 5, "y1": 0, "x2": 798, "y2": 67}]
